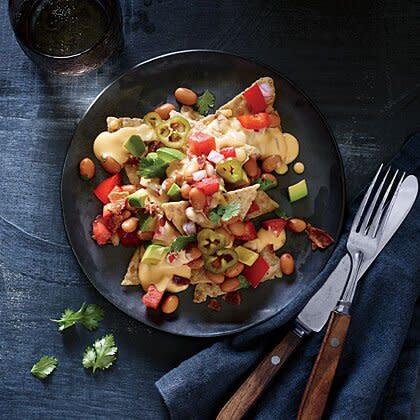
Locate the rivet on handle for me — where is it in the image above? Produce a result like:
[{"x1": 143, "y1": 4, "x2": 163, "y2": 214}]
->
[
  {"x1": 271, "y1": 356, "x2": 281, "y2": 365},
  {"x1": 330, "y1": 337, "x2": 340, "y2": 347}
]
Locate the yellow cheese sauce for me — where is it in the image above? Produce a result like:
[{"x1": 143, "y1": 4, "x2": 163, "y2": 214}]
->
[
  {"x1": 93, "y1": 124, "x2": 155, "y2": 165},
  {"x1": 244, "y1": 228, "x2": 286, "y2": 253},
  {"x1": 138, "y1": 261, "x2": 191, "y2": 293}
]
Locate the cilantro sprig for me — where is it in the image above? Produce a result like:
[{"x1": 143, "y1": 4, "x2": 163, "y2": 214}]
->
[
  {"x1": 195, "y1": 89, "x2": 216, "y2": 115},
  {"x1": 31, "y1": 356, "x2": 57, "y2": 379},
  {"x1": 170, "y1": 235, "x2": 197, "y2": 252},
  {"x1": 209, "y1": 202, "x2": 240, "y2": 225},
  {"x1": 51, "y1": 303, "x2": 104, "y2": 332},
  {"x1": 254, "y1": 176, "x2": 277, "y2": 192},
  {"x1": 82, "y1": 334, "x2": 118, "y2": 373},
  {"x1": 138, "y1": 156, "x2": 168, "y2": 178}
]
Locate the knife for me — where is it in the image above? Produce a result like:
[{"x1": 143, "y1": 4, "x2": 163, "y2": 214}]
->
[{"x1": 216, "y1": 175, "x2": 418, "y2": 420}]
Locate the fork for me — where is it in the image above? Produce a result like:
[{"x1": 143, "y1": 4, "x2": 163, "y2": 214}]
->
[{"x1": 297, "y1": 165, "x2": 406, "y2": 420}]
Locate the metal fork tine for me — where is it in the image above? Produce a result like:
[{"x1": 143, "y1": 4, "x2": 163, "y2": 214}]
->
[
  {"x1": 360, "y1": 166, "x2": 391, "y2": 234},
  {"x1": 351, "y1": 164, "x2": 383, "y2": 231},
  {"x1": 371, "y1": 171, "x2": 405, "y2": 237}
]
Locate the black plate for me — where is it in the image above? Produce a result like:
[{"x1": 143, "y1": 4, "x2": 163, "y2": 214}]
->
[{"x1": 61, "y1": 50, "x2": 345, "y2": 337}]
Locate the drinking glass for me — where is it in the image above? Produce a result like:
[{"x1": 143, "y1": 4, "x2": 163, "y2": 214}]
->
[{"x1": 9, "y1": 0, "x2": 123, "y2": 75}]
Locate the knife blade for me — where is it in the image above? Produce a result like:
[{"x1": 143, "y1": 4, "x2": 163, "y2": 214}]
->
[{"x1": 216, "y1": 175, "x2": 418, "y2": 420}]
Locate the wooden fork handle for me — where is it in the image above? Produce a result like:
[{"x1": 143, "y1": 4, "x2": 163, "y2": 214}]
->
[
  {"x1": 217, "y1": 330, "x2": 304, "y2": 420},
  {"x1": 297, "y1": 311, "x2": 351, "y2": 420}
]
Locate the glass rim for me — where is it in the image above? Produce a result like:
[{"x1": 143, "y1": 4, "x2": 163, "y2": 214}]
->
[{"x1": 8, "y1": 0, "x2": 122, "y2": 60}]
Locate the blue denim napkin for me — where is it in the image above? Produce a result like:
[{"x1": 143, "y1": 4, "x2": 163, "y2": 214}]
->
[{"x1": 156, "y1": 134, "x2": 420, "y2": 420}]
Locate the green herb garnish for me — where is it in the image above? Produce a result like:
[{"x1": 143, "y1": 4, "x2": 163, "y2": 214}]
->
[
  {"x1": 31, "y1": 356, "x2": 57, "y2": 379},
  {"x1": 170, "y1": 235, "x2": 197, "y2": 252},
  {"x1": 82, "y1": 334, "x2": 118, "y2": 373},
  {"x1": 51, "y1": 303, "x2": 104, "y2": 332},
  {"x1": 254, "y1": 177, "x2": 276, "y2": 191},
  {"x1": 138, "y1": 156, "x2": 168, "y2": 178},
  {"x1": 274, "y1": 209, "x2": 289, "y2": 219},
  {"x1": 209, "y1": 202, "x2": 241, "y2": 225},
  {"x1": 195, "y1": 89, "x2": 216, "y2": 115}
]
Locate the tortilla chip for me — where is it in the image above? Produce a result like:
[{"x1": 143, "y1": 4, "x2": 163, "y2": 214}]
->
[
  {"x1": 106, "y1": 116, "x2": 143, "y2": 132},
  {"x1": 124, "y1": 163, "x2": 140, "y2": 185},
  {"x1": 193, "y1": 283, "x2": 225, "y2": 303},
  {"x1": 248, "y1": 191, "x2": 279, "y2": 219},
  {"x1": 185, "y1": 207, "x2": 216, "y2": 228},
  {"x1": 121, "y1": 247, "x2": 144, "y2": 286},
  {"x1": 190, "y1": 268, "x2": 211, "y2": 285},
  {"x1": 224, "y1": 184, "x2": 259, "y2": 219},
  {"x1": 162, "y1": 201, "x2": 189, "y2": 234},
  {"x1": 260, "y1": 247, "x2": 282, "y2": 282},
  {"x1": 217, "y1": 77, "x2": 276, "y2": 117}
]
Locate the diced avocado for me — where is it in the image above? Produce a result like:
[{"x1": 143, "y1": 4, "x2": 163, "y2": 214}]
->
[
  {"x1": 140, "y1": 215, "x2": 157, "y2": 232},
  {"x1": 235, "y1": 246, "x2": 259, "y2": 266},
  {"x1": 123, "y1": 135, "x2": 146, "y2": 157},
  {"x1": 127, "y1": 189, "x2": 148, "y2": 208},
  {"x1": 147, "y1": 152, "x2": 158, "y2": 160},
  {"x1": 141, "y1": 244, "x2": 169, "y2": 265},
  {"x1": 288, "y1": 179, "x2": 308, "y2": 202},
  {"x1": 156, "y1": 147, "x2": 186, "y2": 162},
  {"x1": 167, "y1": 183, "x2": 181, "y2": 201}
]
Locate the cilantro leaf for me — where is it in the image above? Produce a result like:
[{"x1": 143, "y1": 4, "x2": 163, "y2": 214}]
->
[
  {"x1": 51, "y1": 303, "x2": 104, "y2": 332},
  {"x1": 83, "y1": 334, "x2": 118, "y2": 373},
  {"x1": 274, "y1": 209, "x2": 289, "y2": 219},
  {"x1": 254, "y1": 177, "x2": 277, "y2": 192},
  {"x1": 208, "y1": 202, "x2": 240, "y2": 225},
  {"x1": 237, "y1": 275, "x2": 250, "y2": 289},
  {"x1": 195, "y1": 90, "x2": 216, "y2": 115},
  {"x1": 138, "y1": 156, "x2": 168, "y2": 178},
  {"x1": 170, "y1": 235, "x2": 197, "y2": 252},
  {"x1": 31, "y1": 356, "x2": 57, "y2": 379}
]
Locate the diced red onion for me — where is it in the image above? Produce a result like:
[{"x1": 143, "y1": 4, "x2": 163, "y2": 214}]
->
[
  {"x1": 207, "y1": 150, "x2": 224, "y2": 164},
  {"x1": 183, "y1": 221, "x2": 196, "y2": 235},
  {"x1": 192, "y1": 169, "x2": 207, "y2": 182},
  {"x1": 258, "y1": 82, "x2": 273, "y2": 102}
]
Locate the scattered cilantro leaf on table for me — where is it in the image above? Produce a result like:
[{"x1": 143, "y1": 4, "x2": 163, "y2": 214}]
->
[
  {"x1": 31, "y1": 356, "x2": 57, "y2": 379},
  {"x1": 51, "y1": 303, "x2": 104, "y2": 332},
  {"x1": 195, "y1": 89, "x2": 216, "y2": 115},
  {"x1": 209, "y1": 202, "x2": 240, "y2": 225},
  {"x1": 138, "y1": 156, "x2": 168, "y2": 178},
  {"x1": 274, "y1": 209, "x2": 289, "y2": 219},
  {"x1": 83, "y1": 334, "x2": 118, "y2": 373},
  {"x1": 170, "y1": 235, "x2": 197, "y2": 252}
]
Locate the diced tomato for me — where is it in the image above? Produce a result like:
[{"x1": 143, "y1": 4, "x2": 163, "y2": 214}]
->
[
  {"x1": 142, "y1": 284, "x2": 164, "y2": 310},
  {"x1": 237, "y1": 113, "x2": 270, "y2": 130},
  {"x1": 93, "y1": 173, "x2": 122, "y2": 204},
  {"x1": 242, "y1": 256, "x2": 269, "y2": 288},
  {"x1": 235, "y1": 221, "x2": 257, "y2": 241},
  {"x1": 261, "y1": 218, "x2": 288, "y2": 236},
  {"x1": 119, "y1": 230, "x2": 142, "y2": 247},
  {"x1": 187, "y1": 132, "x2": 216, "y2": 156},
  {"x1": 92, "y1": 216, "x2": 112, "y2": 245},
  {"x1": 195, "y1": 177, "x2": 220, "y2": 195},
  {"x1": 246, "y1": 201, "x2": 260, "y2": 216},
  {"x1": 220, "y1": 147, "x2": 236, "y2": 159},
  {"x1": 242, "y1": 83, "x2": 266, "y2": 113}
]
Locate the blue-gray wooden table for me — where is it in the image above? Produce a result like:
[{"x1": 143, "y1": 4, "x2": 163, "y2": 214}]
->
[{"x1": 1, "y1": 1, "x2": 419, "y2": 418}]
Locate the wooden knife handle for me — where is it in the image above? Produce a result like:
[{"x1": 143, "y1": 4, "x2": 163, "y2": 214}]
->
[
  {"x1": 217, "y1": 330, "x2": 303, "y2": 420},
  {"x1": 297, "y1": 311, "x2": 351, "y2": 420}
]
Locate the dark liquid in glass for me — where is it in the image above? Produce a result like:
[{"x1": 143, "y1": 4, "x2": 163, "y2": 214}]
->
[{"x1": 19, "y1": 0, "x2": 109, "y2": 56}]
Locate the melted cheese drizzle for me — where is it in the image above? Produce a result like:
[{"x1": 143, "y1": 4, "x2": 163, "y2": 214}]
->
[
  {"x1": 138, "y1": 262, "x2": 191, "y2": 293},
  {"x1": 93, "y1": 124, "x2": 155, "y2": 165},
  {"x1": 244, "y1": 229, "x2": 286, "y2": 253}
]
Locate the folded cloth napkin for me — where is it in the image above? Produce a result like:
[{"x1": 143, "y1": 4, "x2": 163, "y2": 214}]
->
[{"x1": 156, "y1": 133, "x2": 420, "y2": 420}]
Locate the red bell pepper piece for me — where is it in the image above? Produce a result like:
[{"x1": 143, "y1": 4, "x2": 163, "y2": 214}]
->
[
  {"x1": 261, "y1": 218, "x2": 288, "y2": 236},
  {"x1": 93, "y1": 173, "x2": 122, "y2": 204},
  {"x1": 195, "y1": 177, "x2": 220, "y2": 195},
  {"x1": 242, "y1": 256, "x2": 269, "y2": 288},
  {"x1": 220, "y1": 147, "x2": 236, "y2": 159},
  {"x1": 237, "y1": 112, "x2": 270, "y2": 130},
  {"x1": 242, "y1": 83, "x2": 266, "y2": 113},
  {"x1": 92, "y1": 216, "x2": 112, "y2": 245},
  {"x1": 142, "y1": 284, "x2": 164, "y2": 310},
  {"x1": 246, "y1": 201, "x2": 260, "y2": 216},
  {"x1": 235, "y1": 221, "x2": 257, "y2": 241},
  {"x1": 187, "y1": 131, "x2": 216, "y2": 156}
]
